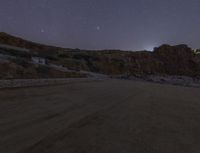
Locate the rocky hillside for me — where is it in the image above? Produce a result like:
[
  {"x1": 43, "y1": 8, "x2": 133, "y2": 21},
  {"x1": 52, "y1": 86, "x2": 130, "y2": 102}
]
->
[
  {"x1": 0, "y1": 32, "x2": 200, "y2": 79},
  {"x1": 0, "y1": 32, "x2": 67, "y2": 55}
]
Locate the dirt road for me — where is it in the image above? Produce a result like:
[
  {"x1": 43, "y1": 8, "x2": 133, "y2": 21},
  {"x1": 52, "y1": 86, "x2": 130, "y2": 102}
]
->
[{"x1": 1, "y1": 79, "x2": 200, "y2": 153}]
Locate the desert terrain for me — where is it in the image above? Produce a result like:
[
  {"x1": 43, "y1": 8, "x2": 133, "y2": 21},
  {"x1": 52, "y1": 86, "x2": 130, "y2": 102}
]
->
[{"x1": 1, "y1": 79, "x2": 200, "y2": 153}]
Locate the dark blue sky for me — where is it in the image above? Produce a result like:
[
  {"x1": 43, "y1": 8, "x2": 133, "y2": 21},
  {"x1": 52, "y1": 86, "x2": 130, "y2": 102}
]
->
[{"x1": 0, "y1": 0, "x2": 200, "y2": 51}]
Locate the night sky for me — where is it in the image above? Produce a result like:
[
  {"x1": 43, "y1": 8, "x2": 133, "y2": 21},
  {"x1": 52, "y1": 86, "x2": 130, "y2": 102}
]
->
[{"x1": 0, "y1": 0, "x2": 200, "y2": 51}]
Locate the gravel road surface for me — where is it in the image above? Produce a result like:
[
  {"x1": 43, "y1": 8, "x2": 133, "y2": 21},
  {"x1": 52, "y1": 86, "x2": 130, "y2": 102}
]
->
[{"x1": 1, "y1": 79, "x2": 200, "y2": 153}]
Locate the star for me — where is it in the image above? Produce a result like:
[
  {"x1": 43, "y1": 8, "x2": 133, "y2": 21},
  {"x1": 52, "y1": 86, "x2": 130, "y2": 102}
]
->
[{"x1": 96, "y1": 26, "x2": 100, "y2": 31}]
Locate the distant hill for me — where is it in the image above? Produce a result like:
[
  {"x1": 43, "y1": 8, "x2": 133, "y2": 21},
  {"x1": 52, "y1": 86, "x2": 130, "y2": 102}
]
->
[
  {"x1": 0, "y1": 32, "x2": 66, "y2": 54},
  {"x1": 0, "y1": 32, "x2": 200, "y2": 79}
]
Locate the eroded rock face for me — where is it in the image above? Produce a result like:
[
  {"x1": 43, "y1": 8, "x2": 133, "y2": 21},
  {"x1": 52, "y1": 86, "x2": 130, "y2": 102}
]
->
[{"x1": 153, "y1": 44, "x2": 195, "y2": 76}]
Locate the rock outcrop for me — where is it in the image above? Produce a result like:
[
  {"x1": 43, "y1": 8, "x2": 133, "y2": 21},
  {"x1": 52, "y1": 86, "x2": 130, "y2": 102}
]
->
[{"x1": 153, "y1": 44, "x2": 197, "y2": 76}]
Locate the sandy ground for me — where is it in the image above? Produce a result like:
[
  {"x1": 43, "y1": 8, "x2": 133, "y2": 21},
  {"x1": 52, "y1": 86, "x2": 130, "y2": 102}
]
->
[
  {"x1": 0, "y1": 79, "x2": 200, "y2": 153},
  {"x1": 0, "y1": 78, "x2": 96, "y2": 89}
]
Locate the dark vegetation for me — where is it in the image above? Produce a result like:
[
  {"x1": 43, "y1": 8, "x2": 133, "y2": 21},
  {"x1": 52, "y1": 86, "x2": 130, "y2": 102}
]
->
[{"x1": 0, "y1": 59, "x2": 86, "y2": 79}]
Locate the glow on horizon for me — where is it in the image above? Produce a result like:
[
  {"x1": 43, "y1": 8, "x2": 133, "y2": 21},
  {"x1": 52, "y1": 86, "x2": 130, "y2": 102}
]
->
[{"x1": 144, "y1": 45, "x2": 155, "y2": 51}]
